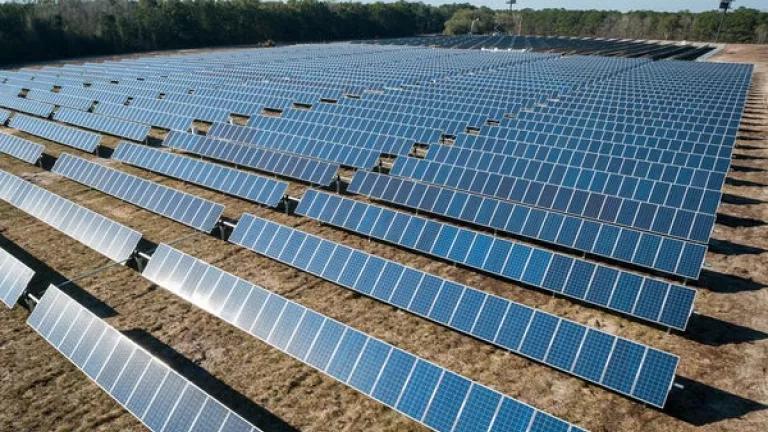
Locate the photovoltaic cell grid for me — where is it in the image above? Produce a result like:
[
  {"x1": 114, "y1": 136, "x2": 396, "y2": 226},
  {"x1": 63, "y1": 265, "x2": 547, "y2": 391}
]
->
[
  {"x1": 27, "y1": 285, "x2": 262, "y2": 432},
  {"x1": 112, "y1": 142, "x2": 288, "y2": 207},
  {"x1": 207, "y1": 122, "x2": 382, "y2": 169},
  {"x1": 0, "y1": 170, "x2": 141, "y2": 262},
  {"x1": 9, "y1": 114, "x2": 101, "y2": 153},
  {"x1": 163, "y1": 131, "x2": 339, "y2": 186},
  {"x1": 0, "y1": 132, "x2": 44, "y2": 164},
  {"x1": 390, "y1": 157, "x2": 717, "y2": 245},
  {"x1": 0, "y1": 94, "x2": 54, "y2": 118},
  {"x1": 52, "y1": 154, "x2": 224, "y2": 232},
  {"x1": 347, "y1": 171, "x2": 706, "y2": 279},
  {"x1": 54, "y1": 108, "x2": 150, "y2": 142},
  {"x1": 229, "y1": 213, "x2": 679, "y2": 407},
  {"x1": 143, "y1": 243, "x2": 584, "y2": 432},
  {"x1": 0, "y1": 247, "x2": 35, "y2": 308}
]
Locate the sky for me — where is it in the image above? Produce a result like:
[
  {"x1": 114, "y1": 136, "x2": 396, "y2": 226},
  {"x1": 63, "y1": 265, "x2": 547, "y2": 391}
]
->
[{"x1": 376, "y1": 0, "x2": 768, "y2": 12}]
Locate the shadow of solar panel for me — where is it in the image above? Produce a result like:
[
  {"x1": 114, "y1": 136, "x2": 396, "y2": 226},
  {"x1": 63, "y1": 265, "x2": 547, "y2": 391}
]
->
[
  {"x1": 54, "y1": 108, "x2": 150, "y2": 141},
  {"x1": 208, "y1": 123, "x2": 383, "y2": 169},
  {"x1": 164, "y1": 131, "x2": 339, "y2": 186},
  {"x1": 0, "y1": 170, "x2": 141, "y2": 262},
  {"x1": 9, "y1": 114, "x2": 100, "y2": 153},
  {"x1": 0, "y1": 132, "x2": 44, "y2": 164},
  {"x1": 0, "y1": 94, "x2": 54, "y2": 118},
  {"x1": 27, "y1": 285, "x2": 262, "y2": 432},
  {"x1": 112, "y1": 142, "x2": 288, "y2": 207},
  {"x1": 143, "y1": 243, "x2": 583, "y2": 431},
  {"x1": 0, "y1": 247, "x2": 34, "y2": 308},
  {"x1": 230, "y1": 213, "x2": 679, "y2": 407},
  {"x1": 52, "y1": 154, "x2": 224, "y2": 232},
  {"x1": 347, "y1": 171, "x2": 707, "y2": 279},
  {"x1": 390, "y1": 157, "x2": 716, "y2": 244}
]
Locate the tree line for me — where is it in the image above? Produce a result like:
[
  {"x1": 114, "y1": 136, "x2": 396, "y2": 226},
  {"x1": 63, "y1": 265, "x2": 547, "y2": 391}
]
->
[
  {"x1": 445, "y1": 7, "x2": 768, "y2": 43},
  {"x1": 0, "y1": 0, "x2": 468, "y2": 66}
]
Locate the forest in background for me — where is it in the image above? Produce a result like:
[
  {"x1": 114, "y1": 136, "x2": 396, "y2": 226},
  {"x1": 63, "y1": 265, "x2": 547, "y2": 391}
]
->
[
  {"x1": 446, "y1": 7, "x2": 768, "y2": 43},
  {"x1": 0, "y1": 1, "x2": 766, "y2": 66}
]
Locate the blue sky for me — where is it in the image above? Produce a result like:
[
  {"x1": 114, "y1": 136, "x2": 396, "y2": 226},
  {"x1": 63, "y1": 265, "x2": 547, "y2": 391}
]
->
[{"x1": 376, "y1": 0, "x2": 767, "y2": 12}]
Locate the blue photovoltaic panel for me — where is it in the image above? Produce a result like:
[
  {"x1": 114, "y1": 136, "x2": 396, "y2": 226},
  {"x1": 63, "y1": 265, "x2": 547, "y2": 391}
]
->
[
  {"x1": 0, "y1": 170, "x2": 141, "y2": 262},
  {"x1": 27, "y1": 285, "x2": 262, "y2": 432},
  {"x1": 323, "y1": 184, "x2": 696, "y2": 330},
  {"x1": 229, "y1": 213, "x2": 679, "y2": 407},
  {"x1": 112, "y1": 142, "x2": 288, "y2": 207},
  {"x1": 0, "y1": 108, "x2": 11, "y2": 124},
  {"x1": 52, "y1": 154, "x2": 224, "y2": 232},
  {"x1": 208, "y1": 122, "x2": 382, "y2": 169},
  {"x1": 54, "y1": 108, "x2": 150, "y2": 141},
  {"x1": 0, "y1": 132, "x2": 44, "y2": 164},
  {"x1": 0, "y1": 246, "x2": 35, "y2": 308},
  {"x1": 163, "y1": 131, "x2": 339, "y2": 186},
  {"x1": 390, "y1": 157, "x2": 716, "y2": 244},
  {"x1": 143, "y1": 243, "x2": 584, "y2": 431},
  {"x1": 93, "y1": 102, "x2": 194, "y2": 131},
  {"x1": 25, "y1": 89, "x2": 94, "y2": 111},
  {"x1": 347, "y1": 170, "x2": 707, "y2": 279},
  {"x1": 9, "y1": 113, "x2": 101, "y2": 153},
  {"x1": 0, "y1": 95, "x2": 55, "y2": 118}
]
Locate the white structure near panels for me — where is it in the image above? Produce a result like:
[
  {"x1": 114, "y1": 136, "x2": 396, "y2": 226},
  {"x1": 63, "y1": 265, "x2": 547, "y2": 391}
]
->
[
  {"x1": 52, "y1": 153, "x2": 224, "y2": 232},
  {"x1": 27, "y1": 285, "x2": 263, "y2": 432},
  {"x1": 0, "y1": 247, "x2": 35, "y2": 308},
  {"x1": 0, "y1": 170, "x2": 141, "y2": 262}
]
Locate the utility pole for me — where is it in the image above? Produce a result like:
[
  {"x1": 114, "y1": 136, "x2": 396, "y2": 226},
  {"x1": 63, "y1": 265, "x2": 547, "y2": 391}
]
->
[
  {"x1": 715, "y1": 0, "x2": 733, "y2": 42},
  {"x1": 506, "y1": 0, "x2": 522, "y2": 36}
]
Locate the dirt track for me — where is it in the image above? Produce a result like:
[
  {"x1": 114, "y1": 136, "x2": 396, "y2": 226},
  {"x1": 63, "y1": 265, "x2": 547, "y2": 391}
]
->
[{"x1": 0, "y1": 45, "x2": 766, "y2": 432}]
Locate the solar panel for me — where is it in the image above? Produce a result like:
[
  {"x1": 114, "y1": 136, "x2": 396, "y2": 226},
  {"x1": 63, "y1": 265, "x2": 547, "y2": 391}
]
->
[
  {"x1": 0, "y1": 108, "x2": 11, "y2": 124},
  {"x1": 163, "y1": 131, "x2": 339, "y2": 186},
  {"x1": 54, "y1": 108, "x2": 150, "y2": 141},
  {"x1": 52, "y1": 154, "x2": 224, "y2": 232},
  {"x1": 347, "y1": 171, "x2": 707, "y2": 279},
  {"x1": 112, "y1": 142, "x2": 288, "y2": 208},
  {"x1": 0, "y1": 170, "x2": 141, "y2": 262},
  {"x1": 143, "y1": 243, "x2": 584, "y2": 431},
  {"x1": 0, "y1": 94, "x2": 55, "y2": 118},
  {"x1": 390, "y1": 156, "x2": 716, "y2": 244},
  {"x1": 229, "y1": 213, "x2": 680, "y2": 406},
  {"x1": 298, "y1": 188, "x2": 696, "y2": 330},
  {"x1": 0, "y1": 247, "x2": 35, "y2": 308},
  {"x1": 9, "y1": 114, "x2": 101, "y2": 153},
  {"x1": 93, "y1": 102, "x2": 194, "y2": 131},
  {"x1": 27, "y1": 285, "x2": 263, "y2": 432},
  {"x1": 0, "y1": 132, "x2": 44, "y2": 164},
  {"x1": 208, "y1": 123, "x2": 381, "y2": 169},
  {"x1": 25, "y1": 89, "x2": 94, "y2": 111}
]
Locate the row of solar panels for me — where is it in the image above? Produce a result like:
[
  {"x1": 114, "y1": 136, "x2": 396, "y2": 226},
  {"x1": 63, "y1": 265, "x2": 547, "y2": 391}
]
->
[
  {"x1": 0, "y1": 170, "x2": 586, "y2": 432},
  {"x1": 0, "y1": 134, "x2": 684, "y2": 408}
]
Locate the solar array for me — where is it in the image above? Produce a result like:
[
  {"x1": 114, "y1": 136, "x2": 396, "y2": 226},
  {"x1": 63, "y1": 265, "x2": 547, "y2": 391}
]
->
[
  {"x1": 0, "y1": 132, "x2": 44, "y2": 164},
  {"x1": 0, "y1": 170, "x2": 141, "y2": 262},
  {"x1": 28, "y1": 285, "x2": 263, "y2": 432},
  {"x1": 230, "y1": 213, "x2": 679, "y2": 407},
  {"x1": 112, "y1": 142, "x2": 288, "y2": 208},
  {"x1": 143, "y1": 244, "x2": 585, "y2": 432},
  {"x1": 0, "y1": 41, "x2": 755, "y2": 431},
  {"x1": 297, "y1": 189, "x2": 696, "y2": 331},
  {"x1": 52, "y1": 154, "x2": 224, "y2": 232},
  {"x1": 357, "y1": 35, "x2": 714, "y2": 61},
  {"x1": 9, "y1": 113, "x2": 101, "y2": 153},
  {"x1": 0, "y1": 247, "x2": 35, "y2": 308},
  {"x1": 54, "y1": 108, "x2": 150, "y2": 141}
]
